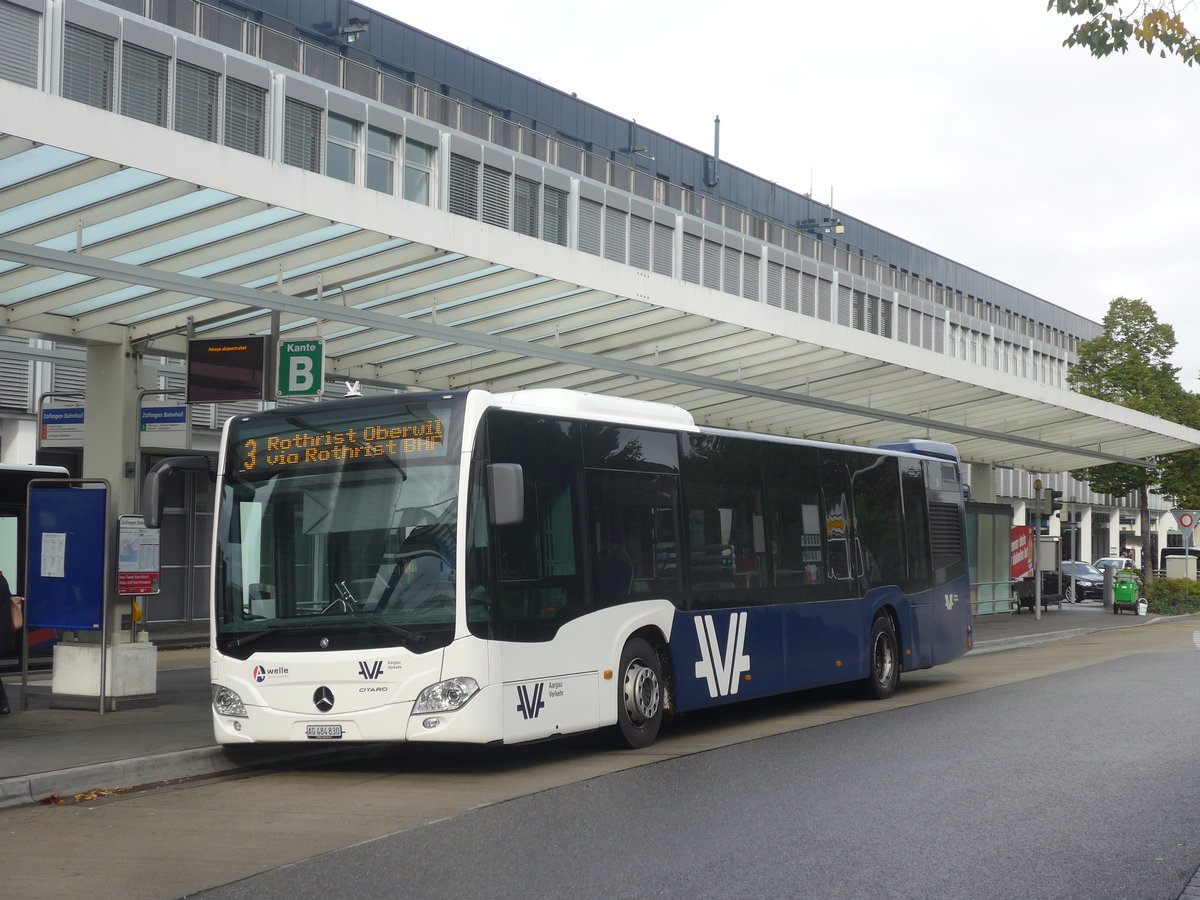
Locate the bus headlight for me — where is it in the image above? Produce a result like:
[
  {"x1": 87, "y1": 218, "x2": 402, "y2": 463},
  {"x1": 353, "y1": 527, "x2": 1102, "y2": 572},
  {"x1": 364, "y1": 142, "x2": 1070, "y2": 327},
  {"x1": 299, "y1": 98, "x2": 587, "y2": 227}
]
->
[
  {"x1": 212, "y1": 683, "x2": 248, "y2": 717},
  {"x1": 412, "y1": 677, "x2": 479, "y2": 714}
]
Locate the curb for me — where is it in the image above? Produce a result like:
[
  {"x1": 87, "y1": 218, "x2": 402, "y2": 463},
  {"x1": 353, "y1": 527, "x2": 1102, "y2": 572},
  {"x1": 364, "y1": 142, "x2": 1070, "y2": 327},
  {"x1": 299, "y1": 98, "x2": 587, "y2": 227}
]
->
[
  {"x1": 0, "y1": 742, "x2": 379, "y2": 811},
  {"x1": 0, "y1": 747, "x2": 233, "y2": 810},
  {"x1": 967, "y1": 627, "x2": 1095, "y2": 656},
  {"x1": 967, "y1": 613, "x2": 1167, "y2": 657}
]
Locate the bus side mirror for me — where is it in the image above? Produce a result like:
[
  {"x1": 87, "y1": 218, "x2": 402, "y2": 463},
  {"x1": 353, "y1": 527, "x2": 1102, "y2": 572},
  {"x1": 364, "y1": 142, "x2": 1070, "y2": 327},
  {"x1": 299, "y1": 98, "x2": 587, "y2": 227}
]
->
[
  {"x1": 487, "y1": 463, "x2": 524, "y2": 526},
  {"x1": 142, "y1": 455, "x2": 212, "y2": 528}
]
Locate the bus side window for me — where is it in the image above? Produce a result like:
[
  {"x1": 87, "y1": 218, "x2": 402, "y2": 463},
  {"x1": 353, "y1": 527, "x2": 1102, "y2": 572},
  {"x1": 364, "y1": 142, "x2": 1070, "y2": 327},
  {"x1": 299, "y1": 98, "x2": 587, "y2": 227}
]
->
[
  {"x1": 900, "y1": 459, "x2": 932, "y2": 589},
  {"x1": 849, "y1": 454, "x2": 906, "y2": 589},
  {"x1": 819, "y1": 451, "x2": 857, "y2": 595},
  {"x1": 763, "y1": 443, "x2": 824, "y2": 589},
  {"x1": 681, "y1": 434, "x2": 767, "y2": 598},
  {"x1": 586, "y1": 470, "x2": 680, "y2": 604}
]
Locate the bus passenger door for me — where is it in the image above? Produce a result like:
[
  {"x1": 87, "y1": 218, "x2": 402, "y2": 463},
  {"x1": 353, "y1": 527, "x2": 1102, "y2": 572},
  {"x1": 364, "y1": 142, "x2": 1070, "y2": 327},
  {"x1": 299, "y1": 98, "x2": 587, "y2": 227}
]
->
[{"x1": 484, "y1": 416, "x2": 599, "y2": 743}]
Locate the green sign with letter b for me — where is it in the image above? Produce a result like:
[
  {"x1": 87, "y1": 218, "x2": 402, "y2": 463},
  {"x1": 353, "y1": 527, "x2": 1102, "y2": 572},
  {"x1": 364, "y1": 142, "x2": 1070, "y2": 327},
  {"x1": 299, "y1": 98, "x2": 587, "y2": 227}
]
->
[{"x1": 276, "y1": 338, "x2": 324, "y2": 398}]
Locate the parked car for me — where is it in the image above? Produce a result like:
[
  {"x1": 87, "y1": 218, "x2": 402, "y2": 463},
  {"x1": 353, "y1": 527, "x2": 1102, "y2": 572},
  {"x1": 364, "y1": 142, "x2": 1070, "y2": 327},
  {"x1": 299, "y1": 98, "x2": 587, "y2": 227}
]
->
[
  {"x1": 1094, "y1": 556, "x2": 1134, "y2": 574},
  {"x1": 1061, "y1": 560, "x2": 1104, "y2": 601}
]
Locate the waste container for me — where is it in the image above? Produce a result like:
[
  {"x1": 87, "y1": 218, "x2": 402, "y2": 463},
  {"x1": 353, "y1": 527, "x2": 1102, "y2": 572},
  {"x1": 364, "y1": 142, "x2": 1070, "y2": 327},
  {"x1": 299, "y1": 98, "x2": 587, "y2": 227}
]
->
[{"x1": 1112, "y1": 571, "x2": 1141, "y2": 614}]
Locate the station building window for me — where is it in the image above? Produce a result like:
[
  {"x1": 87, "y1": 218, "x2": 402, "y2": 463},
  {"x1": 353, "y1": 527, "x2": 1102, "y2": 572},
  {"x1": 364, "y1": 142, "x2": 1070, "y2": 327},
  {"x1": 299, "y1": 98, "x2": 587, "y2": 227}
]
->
[
  {"x1": 175, "y1": 61, "x2": 219, "y2": 141},
  {"x1": 404, "y1": 139, "x2": 434, "y2": 204},
  {"x1": 0, "y1": 1, "x2": 39, "y2": 88},
  {"x1": 366, "y1": 125, "x2": 397, "y2": 194},
  {"x1": 223, "y1": 78, "x2": 266, "y2": 156},
  {"x1": 62, "y1": 24, "x2": 115, "y2": 110},
  {"x1": 283, "y1": 98, "x2": 321, "y2": 172},
  {"x1": 325, "y1": 113, "x2": 358, "y2": 183},
  {"x1": 121, "y1": 44, "x2": 170, "y2": 126}
]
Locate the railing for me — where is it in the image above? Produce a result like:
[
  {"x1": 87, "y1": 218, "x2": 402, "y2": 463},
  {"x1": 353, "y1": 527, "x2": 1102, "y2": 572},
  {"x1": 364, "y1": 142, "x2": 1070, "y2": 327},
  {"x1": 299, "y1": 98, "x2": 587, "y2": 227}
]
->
[{"x1": 972, "y1": 580, "x2": 1016, "y2": 616}]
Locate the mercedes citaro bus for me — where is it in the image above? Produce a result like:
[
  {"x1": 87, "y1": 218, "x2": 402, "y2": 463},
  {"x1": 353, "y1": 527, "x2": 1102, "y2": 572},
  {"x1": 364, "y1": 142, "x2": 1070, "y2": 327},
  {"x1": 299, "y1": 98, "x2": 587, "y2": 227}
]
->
[{"x1": 146, "y1": 388, "x2": 972, "y2": 749}]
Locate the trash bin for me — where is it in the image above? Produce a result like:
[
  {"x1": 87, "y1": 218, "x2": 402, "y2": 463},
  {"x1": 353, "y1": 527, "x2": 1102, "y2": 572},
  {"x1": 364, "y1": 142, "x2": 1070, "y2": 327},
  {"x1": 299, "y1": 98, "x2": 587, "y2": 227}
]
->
[{"x1": 1113, "y1": 571, "x2": 1141, "y2": 615}]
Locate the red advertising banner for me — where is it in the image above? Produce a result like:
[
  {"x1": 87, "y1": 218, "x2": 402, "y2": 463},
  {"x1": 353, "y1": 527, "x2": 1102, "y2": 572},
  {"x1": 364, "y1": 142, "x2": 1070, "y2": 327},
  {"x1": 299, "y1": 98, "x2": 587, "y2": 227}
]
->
[{"x1": 1011, "y1": 525, "x2": 1034, "y2": 580}]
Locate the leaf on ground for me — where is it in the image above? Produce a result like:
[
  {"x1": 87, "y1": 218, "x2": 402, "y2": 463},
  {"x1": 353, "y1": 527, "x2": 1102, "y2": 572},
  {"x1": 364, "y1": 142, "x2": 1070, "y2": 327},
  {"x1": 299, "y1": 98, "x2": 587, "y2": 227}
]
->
[{"x1": 71, "y1": 786, "x2": 137, "y2": 803}]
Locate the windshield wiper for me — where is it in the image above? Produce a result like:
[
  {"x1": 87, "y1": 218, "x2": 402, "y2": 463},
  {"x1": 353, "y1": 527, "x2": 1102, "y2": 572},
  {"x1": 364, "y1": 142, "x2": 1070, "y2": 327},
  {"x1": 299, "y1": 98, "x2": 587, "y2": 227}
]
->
[
  {"x1": 324, "y1": 581, "x2": 427, "y2": 644},
  {"x1": 222, "y1": 626, "x2": 289, "y2": 651},
  {"x1": 338, "y1": 606, "x2": 427, "y2": 644},
  {"x1": 222, "y1": 613, "x2": 425, "y2": 649}
]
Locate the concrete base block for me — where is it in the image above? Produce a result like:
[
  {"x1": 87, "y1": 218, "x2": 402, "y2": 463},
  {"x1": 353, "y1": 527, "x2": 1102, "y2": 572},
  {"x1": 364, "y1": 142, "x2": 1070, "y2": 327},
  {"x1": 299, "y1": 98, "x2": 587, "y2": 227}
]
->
[{"x1": 50, "y1": 640, "x2": 158, "y2": 709}]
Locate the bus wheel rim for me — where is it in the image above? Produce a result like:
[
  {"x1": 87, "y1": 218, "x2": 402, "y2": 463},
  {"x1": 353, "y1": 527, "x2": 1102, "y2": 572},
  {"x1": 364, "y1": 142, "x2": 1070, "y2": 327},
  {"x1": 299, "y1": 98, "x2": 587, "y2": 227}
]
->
[
  {"x1": 874, "y1": 633, "x2": 895, "y2": 685},
  {"x1": 623, "y1": 660, "x2": 660, "y2": 725}
]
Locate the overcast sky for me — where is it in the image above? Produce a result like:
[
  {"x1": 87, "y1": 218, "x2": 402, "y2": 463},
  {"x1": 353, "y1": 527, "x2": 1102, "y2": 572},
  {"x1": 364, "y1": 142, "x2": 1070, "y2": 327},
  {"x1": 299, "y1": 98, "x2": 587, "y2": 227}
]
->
[{"x1": 367, "y1": 0, "x2": 1200, "y2": 392}]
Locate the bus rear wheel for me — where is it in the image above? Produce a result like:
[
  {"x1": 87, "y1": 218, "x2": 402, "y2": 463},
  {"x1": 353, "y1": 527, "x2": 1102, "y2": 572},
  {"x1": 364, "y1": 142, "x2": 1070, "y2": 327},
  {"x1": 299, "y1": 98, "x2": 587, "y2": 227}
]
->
[
  {"x1": 616, "y1": 637, "x2": 663, "y2": 749},
  {"x1": 861, "y1": 614, "x2": 900, "y2": 700}
]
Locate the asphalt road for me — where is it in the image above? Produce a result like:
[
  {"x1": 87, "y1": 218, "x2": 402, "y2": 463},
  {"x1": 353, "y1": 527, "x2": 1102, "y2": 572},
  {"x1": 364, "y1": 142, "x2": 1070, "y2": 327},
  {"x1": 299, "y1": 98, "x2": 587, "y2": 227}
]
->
[
  {"x1": 5, "y1": 620, "x2": 1200, "y2": 900},
  {"x1": 193, "y1": 638, "x2": 1200, "y2": 900}
]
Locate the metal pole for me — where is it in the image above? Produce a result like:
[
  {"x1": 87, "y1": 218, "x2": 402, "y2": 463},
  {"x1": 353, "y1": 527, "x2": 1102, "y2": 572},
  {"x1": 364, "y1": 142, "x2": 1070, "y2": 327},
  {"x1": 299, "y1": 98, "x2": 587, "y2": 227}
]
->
[
  {"x1": 1187, "y1": 515, "x2": 1194, "y2": 577},
  {"x1": 1033, "y1": 483, "x2": 1043, "y2": 621},
  {"x1": 18, "y1": 582, "x2": 28, "y2": 712},
  {"x1": 100, "y1": 482, "x2": 110, "y2": 715},
  {"x1": 1067, "y1": 506, "x2": 1077, "y2": 603}
]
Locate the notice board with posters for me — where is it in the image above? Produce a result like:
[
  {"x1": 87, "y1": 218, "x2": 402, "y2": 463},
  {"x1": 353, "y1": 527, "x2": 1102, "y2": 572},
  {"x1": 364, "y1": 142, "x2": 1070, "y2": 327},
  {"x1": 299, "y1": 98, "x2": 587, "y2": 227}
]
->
[
  {"x1": 26, "y1": 483, "x2": 108, "y2": 631},
  {"x1": 116, "y1": 514, "x2": 160, "y2": 596}
]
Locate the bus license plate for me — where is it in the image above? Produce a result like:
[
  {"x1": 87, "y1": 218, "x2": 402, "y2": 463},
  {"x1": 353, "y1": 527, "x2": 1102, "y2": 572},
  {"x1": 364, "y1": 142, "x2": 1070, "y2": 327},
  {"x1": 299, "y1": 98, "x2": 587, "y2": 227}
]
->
[{"x1": 306, "y1": 724, "x2": 343, "y2": 740}]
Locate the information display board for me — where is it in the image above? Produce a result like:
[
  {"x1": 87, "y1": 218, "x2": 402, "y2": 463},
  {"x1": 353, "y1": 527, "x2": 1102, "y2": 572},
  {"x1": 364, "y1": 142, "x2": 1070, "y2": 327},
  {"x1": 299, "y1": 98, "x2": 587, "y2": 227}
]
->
[{"x1": 187, "y1": 336, "x2": 266, "y2": 403}]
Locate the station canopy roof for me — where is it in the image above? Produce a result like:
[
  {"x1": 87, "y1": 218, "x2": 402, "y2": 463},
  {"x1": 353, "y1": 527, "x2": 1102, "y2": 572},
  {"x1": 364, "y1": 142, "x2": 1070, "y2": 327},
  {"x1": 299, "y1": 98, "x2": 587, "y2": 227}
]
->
[{"x1": 3, "y1": 98, "x2": 1199, "y2": 476}]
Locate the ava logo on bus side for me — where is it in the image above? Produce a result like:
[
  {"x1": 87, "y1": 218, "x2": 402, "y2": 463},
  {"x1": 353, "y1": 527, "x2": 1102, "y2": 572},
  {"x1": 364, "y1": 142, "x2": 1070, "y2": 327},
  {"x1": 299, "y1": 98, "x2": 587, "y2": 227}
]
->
[
  {"x1": 516, "y1": 683, "x2": 545, "y2": 719},
  {"x1": 515, "y1": 679, "x2": 565, "y2": 719},
  {"x1": 694, "y1": 612, "x2": 751, "y2": 698},
  {"x1": 358, "y1": 661, "x2": 384, "y2": 680}
]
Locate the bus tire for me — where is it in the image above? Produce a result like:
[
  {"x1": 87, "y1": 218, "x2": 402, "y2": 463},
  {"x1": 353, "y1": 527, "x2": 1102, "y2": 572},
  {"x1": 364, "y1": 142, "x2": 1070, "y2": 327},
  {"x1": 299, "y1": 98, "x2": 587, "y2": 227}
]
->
[
  {"x1": 861, "y1": 614, "x2": 900, "y2": 700},
  {"x1": 616, "y1": 636, "x2": 663, "y2": 749}
]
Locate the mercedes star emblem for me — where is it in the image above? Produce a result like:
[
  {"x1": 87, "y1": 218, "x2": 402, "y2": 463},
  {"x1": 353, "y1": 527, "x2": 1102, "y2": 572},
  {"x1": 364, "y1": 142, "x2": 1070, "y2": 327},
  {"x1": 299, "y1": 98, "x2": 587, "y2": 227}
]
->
[
  {"x1": 319, "y1": 637, "x2": 330, "y2": 649},
  {"x1": 313, "y1": 686, "x2": 335, "y2": 712}
]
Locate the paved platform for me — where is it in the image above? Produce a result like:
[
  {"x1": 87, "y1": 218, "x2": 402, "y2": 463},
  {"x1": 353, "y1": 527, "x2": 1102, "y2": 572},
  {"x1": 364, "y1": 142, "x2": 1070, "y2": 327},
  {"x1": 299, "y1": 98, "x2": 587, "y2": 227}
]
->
[{"x1": 0, "y1": 602, "x2": 1158, "y2": 810}]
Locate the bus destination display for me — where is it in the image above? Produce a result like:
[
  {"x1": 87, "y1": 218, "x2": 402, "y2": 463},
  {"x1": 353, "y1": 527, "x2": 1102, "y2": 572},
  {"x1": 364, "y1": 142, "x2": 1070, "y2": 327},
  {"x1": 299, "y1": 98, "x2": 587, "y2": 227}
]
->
[{"x1": 236, "y1": 415, "x2": 448, "y2": 473}]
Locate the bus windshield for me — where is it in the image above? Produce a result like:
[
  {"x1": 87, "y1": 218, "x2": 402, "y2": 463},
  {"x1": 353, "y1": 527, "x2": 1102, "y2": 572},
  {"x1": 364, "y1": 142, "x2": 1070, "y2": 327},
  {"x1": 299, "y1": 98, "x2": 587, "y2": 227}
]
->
[{"x1": 215, "y1": 398, "x2": 461, "y2": 656}]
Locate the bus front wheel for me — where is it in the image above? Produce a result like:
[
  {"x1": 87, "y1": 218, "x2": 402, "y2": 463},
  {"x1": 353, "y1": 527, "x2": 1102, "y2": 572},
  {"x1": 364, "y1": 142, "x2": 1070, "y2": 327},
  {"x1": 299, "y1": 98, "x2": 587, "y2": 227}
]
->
[
  {"x1": 862, "y1": 614, "x2": 900, "y2": 700},
  {"x1": 616, "y1": 637, "x2": 663, "y2": 749}
]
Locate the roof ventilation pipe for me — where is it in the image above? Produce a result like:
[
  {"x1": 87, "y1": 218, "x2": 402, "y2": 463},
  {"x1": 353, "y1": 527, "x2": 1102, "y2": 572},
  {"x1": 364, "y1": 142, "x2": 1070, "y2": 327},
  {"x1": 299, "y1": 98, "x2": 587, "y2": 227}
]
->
[{"x1": 704, "y1": 115, "x2": 720, "y2": 188}]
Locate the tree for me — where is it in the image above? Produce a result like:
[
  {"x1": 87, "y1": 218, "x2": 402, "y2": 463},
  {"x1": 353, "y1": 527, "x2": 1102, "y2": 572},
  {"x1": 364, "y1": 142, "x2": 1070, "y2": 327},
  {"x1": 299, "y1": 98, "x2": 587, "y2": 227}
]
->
[
  {"x1": 1049, "y1": 1, "x2": 1200, "y2": 66},
  {"x1": 1068, "y1": 297, "x2": 1200, "y2": 580}
]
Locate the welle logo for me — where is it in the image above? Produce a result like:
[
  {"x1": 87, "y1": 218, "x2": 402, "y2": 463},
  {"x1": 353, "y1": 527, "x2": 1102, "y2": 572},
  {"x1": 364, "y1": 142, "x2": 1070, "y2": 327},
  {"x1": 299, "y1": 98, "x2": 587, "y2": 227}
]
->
[
  {"x1": 693, "y1": 612, "x2": 751, "y2": 698},
  {"x1": 516, "y1": 683, "x2": 545, "y2": 719}
]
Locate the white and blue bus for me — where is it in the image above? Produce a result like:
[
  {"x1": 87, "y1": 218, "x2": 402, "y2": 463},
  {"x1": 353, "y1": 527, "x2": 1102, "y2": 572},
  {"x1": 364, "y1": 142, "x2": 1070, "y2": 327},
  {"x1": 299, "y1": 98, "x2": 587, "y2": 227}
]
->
[{"x1": 201, "y1": 388, "x2": 971, "y2": 748}]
